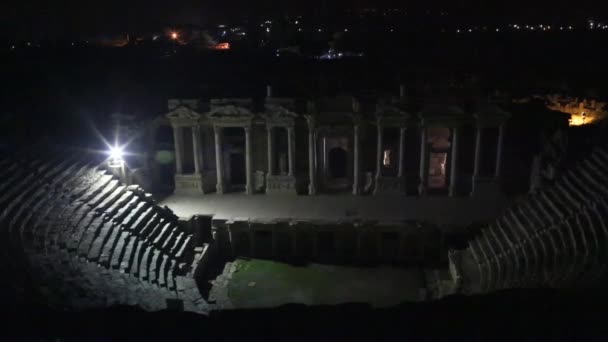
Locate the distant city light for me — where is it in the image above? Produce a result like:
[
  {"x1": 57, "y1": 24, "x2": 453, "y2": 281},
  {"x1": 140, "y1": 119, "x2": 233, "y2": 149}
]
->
[{"x1": 266, "y1": 27, "x2": 270, "y2": 33}]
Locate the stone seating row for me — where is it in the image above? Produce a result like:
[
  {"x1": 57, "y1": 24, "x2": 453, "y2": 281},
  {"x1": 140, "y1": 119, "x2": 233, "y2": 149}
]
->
[
  {"x1": 466, "y1": 146, "x2": 608, "y2": 293},
  {"x1": 0, "y1": 152, "x2": 200, "y2": 303}
]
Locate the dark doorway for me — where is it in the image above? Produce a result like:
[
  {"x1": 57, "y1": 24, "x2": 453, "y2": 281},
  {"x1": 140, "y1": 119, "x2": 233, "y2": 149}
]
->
[
  {"x1": 328, "y1": 147, "x2": 348, "y2": 178},
  {"x1": 230, "y1": 153, "x2": 246, "y2": 186}
]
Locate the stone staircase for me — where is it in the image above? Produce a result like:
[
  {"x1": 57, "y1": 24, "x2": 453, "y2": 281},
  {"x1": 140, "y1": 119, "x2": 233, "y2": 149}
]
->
[
  {"x1": 456, "y1": 146, "x2": 608, "y2": 294},
  {"x1": 0, "y1": 149, "x2": 207, "y2": 313}
]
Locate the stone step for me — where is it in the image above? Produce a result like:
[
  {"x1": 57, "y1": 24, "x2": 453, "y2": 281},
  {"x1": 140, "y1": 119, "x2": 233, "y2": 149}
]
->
[
  {"x1": 593, "y1": 147, "x2": 608, "y2": 167},
  {"x1": 552, "y1": 181, "x2": 581, "y2": 211},
  {"x1": 527, "y1": 194, "x2": 557, "y2": 226},
  {"x1": 130, "y1": 206, "x2": 155, "y2": 235},
  {"x1": 148, "y1": 219, "x2": 170, "y2": 243},
  {"x1": 158, "y1": 255, "x2": 168, "y2": 288},
  {"x1": 168, "y1": 232, "x2": 186, "y2": 256},
  {"x1": 129, "y1": 240, "x2": 145, "y2": 277},
  {"x1": 139, "y1": 245, "x2": 152, "y2": 281},
  {"x1": 77, "y1": 217, "x2": 106, "y2": 257},
  {"x1": 575, "y1": 208, "x2": 597, "y2": 285},
  {"x1": 66, "y1": 212, "x2": 96, "y2": 251},
  {"x1": 149, "y1": 249, "x2": 161, "y2": 285},
  {"x1": 139, "y1": 213, "x2": 162, "y2": 238},
  {"x1": 81, "y1": 174, "x2": 114, "y2": 203},
  {"x1": 97, "y1": 186, "x2": 127, "y2": 213},
  {"x1": 120, "y1": 236, "x2": 137, "y2": 274},
  {"x1": 576, "y1": 163, "x2": 608, "y2": 195},
  {"x1": 153, "y1": 223, "x2": 174, "y2": 248},
  {"x1": 121, "y1": 201, "x2": 148, "y2": 230},
  {"x1": 590, "y1": 198, "x2": 608, "y2": 283},
  {"x1": 536, "y1": 190, "x2": 564, "y2": 221},
  {"x1": 72, "y1": 170, "x2": 108, "y2": 199},
  {"x1": 110, "y1": 231, "x2": 131, "y2": 269},
  {"x1": 112, "y1": 196, "x2": 140, "y2": 224},
  {"x1": 167, "y1": 260, "x2": 176, "y2": 291},
  {"x1": 88, "y1": 180, "x2": 120, "y2": 208},
  {"x1": 174, "y1": 235, "x2": 192, "y2": 261},
  {"x1": 161, "y1": 227, "x2": 180, "y2": 253},
  {"x1": 99, "y1": 223, "x2": 123, "y2": 267}
]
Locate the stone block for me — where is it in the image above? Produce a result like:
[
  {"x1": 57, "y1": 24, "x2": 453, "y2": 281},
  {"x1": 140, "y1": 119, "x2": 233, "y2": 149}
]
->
[{"x1": 265, "y1": 175, "x2": 297, "y2": 195}]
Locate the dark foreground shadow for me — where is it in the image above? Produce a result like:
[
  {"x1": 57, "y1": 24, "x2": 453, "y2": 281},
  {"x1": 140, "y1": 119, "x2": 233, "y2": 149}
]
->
[{"x1": 3, "y1": 288, "x2": 608, "y2": 340}]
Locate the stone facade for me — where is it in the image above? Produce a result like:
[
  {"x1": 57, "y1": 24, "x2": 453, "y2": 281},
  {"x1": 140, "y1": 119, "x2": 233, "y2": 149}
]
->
[{"x1": 161, "y1": 86, "x2": 513, "y2": 198}]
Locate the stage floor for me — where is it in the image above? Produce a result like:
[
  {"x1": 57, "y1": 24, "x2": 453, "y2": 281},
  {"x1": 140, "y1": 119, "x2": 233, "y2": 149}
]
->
[{"x1": 158, "y1": 193, "x2": 509, "y2": 230}]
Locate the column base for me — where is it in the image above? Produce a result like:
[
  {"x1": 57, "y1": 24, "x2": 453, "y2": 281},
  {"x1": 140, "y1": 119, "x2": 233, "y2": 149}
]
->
[
  {"x1": 308, "y1": 183, "x2": 317, "y2": 196},
  {"x1": 266, "y1": 175, "x2": 297, "y2": 195},
  {"x1": 174, "y1": 173, "x2": 216, "y2": 194},
  {"x1": 373, "y1": 176, "x2": 406, "y2": 195}
]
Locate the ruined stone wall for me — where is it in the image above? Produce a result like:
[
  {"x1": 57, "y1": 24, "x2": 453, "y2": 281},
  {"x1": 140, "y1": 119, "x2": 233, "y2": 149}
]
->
[{"x1": 211, "y1": 218, "x2": 443, "y2": 265}]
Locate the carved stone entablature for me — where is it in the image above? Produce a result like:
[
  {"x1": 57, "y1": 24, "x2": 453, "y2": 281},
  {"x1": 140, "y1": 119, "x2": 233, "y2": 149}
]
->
[
  {"x1": 208, "y1": 99, "x2": 255, "y2": 127},
  {"x1": 418, "y1": 104, "x2": 470, "y2": 127},
  {"x1": 473, "y1": 105, "x2": 511, "y2": 127},
  {"x1": 375, "y1": 103, "x2": 410, "y2": 127},
  {"x1": 263, "y1": 99, "x2": 298, "y2": 127},
  {"x1": 166, "y1": 99, "x2": 202, "y2": 127}
]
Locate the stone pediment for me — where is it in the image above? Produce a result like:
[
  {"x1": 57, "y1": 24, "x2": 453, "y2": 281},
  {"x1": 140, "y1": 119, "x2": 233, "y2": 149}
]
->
[
  {"x1": 263, "y1": 102, "x2": 298, "y2": 126},
  {"x1": 166, "y1": 103, "x2": 202, "y2": 127},
  {"x1": 375, "y1": 103, "x2": 410, "y2": 118},
  {"x1": 375, "y1": 103, "x2": 410, "y2": 126},
  {"x1": 208, "y1": 105, "x2": 254, "y2": 128}
]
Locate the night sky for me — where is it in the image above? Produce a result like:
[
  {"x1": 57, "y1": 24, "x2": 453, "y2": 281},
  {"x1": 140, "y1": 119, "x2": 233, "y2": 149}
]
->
[{"x1": 1, "y1": 0, "x2": 604, "y2": 40}]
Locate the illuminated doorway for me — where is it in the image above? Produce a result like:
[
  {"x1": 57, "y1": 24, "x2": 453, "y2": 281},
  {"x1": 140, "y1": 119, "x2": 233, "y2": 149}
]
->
[{"x1": 426, "y1": 127, "x2": 452, "y2": 193}]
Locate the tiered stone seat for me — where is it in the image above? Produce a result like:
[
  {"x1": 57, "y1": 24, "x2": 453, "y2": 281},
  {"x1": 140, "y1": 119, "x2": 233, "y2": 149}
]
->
[
  {"x1": 0, "y1": 151, "x2": 204, "y2": 312},
  {"x1": 461, "y1": 145, "x2": 608, "y2": 294}
]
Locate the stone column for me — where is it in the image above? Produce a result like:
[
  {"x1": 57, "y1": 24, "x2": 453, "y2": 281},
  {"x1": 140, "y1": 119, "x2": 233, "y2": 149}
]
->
[
  {"x1": 472, "y1": 125, "x2": 483, "y2": 195},
  {"x1": 373, "y1": 121, "x2": 383, "y2": 195},
  {"x1": 245, "y1": 126, "x2": 252, "y2": 195},
  {"x1": 449, "y1": 127, "x2": 459, "y2": 196},
  {"x1": 172, "y1": 126, "x2": 183, "y2": 174},
  {"x1": 322, "y1": 137, "x2": 328, "y2": 178},
  {"x1": 375, "y1": 122, "x2": 383, "y2": 179},
  {"x1": 287, "y1": 126, "x2": 295, "y2": 176},
  {"x1": 352, "y1": 124, "x2": 361, "y2": 195},
  {"x1": 398, "y1": 127, "x2": 406, "y2": 178},
  {"x1": 214, "y1": 126, "x2": 224, "y2": 194},
  {"x1": 267, "y1": 126, "x2": 274, "y2": 176},
  {"x1": 495, "y1": 123, "x2": 505, "y2": 179},
  {"x1": 192, "y1": 125, "x2": 203, "y2": 174},
  {"x1": 418, "y1": 127, "x2": 427, "y2": 196},
  {"x1": 307, "y1": 117, "x2": 317, "y2": 195}
]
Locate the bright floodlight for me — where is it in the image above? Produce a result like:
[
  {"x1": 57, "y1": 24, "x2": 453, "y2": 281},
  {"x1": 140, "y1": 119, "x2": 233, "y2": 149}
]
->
[
  {"x1": 109, "y1": 146, "x2": 123, "y2": 160},
  {"x1": 171, "y1": 32, "x2": 178, "y2": 40},
  {"x1": 108, "y1": 146, "x2": 124, "y2": 168}
]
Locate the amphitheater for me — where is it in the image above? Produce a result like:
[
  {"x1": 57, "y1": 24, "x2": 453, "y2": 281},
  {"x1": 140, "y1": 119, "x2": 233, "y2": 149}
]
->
[{"x1": 1, "y1": 94, "x2": 608, "y2": 315}]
